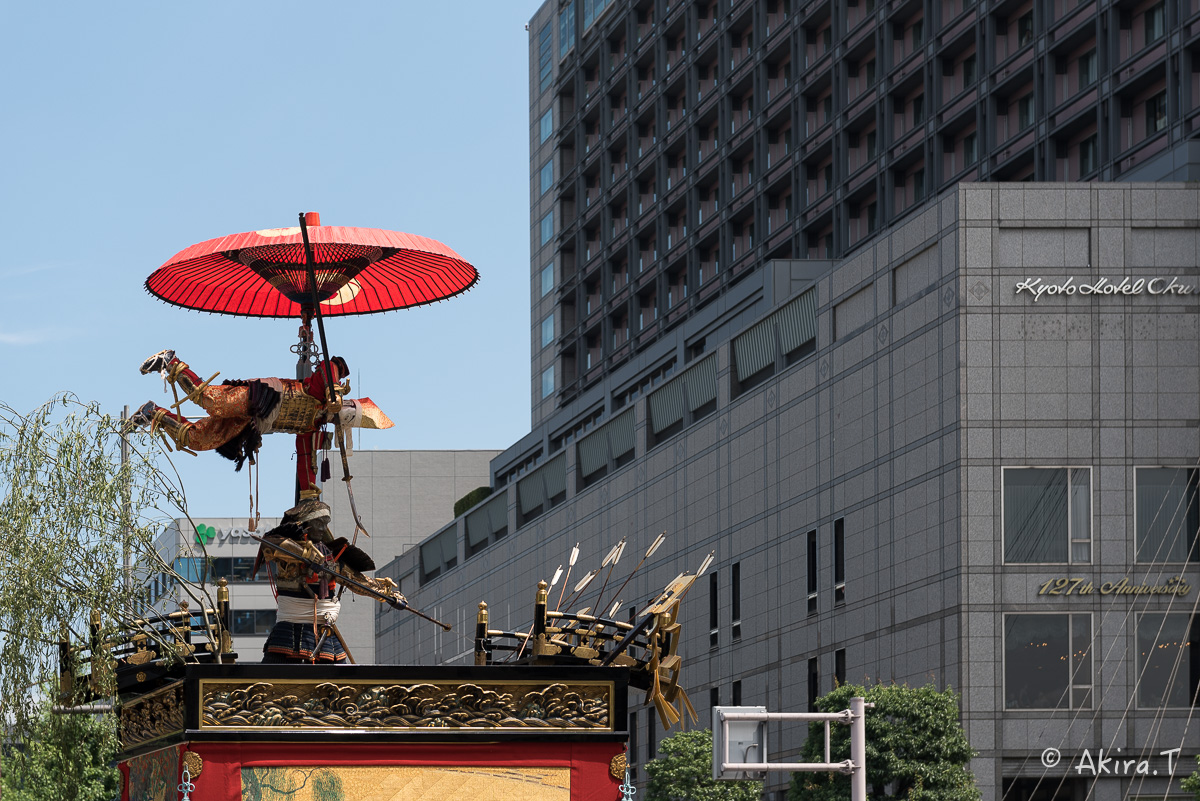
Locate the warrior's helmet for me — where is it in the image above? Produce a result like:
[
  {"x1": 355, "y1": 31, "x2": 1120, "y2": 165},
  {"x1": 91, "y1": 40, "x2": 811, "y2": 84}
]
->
[{"x1": 282, "y1": 498, "x2": 334, "y2": 544}]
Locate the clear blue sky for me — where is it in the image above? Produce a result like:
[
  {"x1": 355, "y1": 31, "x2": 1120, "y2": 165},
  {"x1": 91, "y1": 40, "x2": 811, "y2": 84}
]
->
[{"x1": 1, "y1": 2, "x2": 545, "y2": 516}]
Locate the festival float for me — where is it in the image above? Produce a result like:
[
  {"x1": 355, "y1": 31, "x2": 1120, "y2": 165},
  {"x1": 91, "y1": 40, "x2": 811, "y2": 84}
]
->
[{"x1": 57, "y1": 214, "x2": 704, "y2": 801}]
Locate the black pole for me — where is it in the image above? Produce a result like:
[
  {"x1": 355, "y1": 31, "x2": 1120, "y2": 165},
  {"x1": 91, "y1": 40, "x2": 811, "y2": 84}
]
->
[{"x1": 298, "y1": 213, "x2": 338, "y2": 404}]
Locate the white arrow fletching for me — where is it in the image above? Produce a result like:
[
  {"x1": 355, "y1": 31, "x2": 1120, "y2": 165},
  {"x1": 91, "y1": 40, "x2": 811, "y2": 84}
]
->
[
  {"x1": 601, "y1": 539, "x2": 624, "y2": 567},
  {"x1": 608, "y1": 600, "x2": 622, "y2": 617},
  {"x1": 574, "y1": 569, "x2": 597, "y2": 593},
  {"x1": 569, "y1": 543, "x2": 580, "y2": 566},
  {"x1": 697, "y1": 550, "x2": 715, "y2": 576},
  {"x1": 550, "y1": 565, "x2": 563, "y2": 587},
  {"x1": 645, "y1": 531, "x2": 667, "y2": 558}
]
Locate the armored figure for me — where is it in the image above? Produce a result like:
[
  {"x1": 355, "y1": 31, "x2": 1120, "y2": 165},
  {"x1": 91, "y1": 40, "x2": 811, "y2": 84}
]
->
[
  {"x1": 130, "y1": 349, "x2": 392, "y2": 493},
  {"x1": 254, "y1": 498, "x2": 402, "y2": 663}
]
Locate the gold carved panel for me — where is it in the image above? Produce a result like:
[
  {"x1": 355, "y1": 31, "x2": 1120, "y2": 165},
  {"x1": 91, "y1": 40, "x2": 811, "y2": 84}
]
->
[
  {"x1": 202, "y1": 680, "x2": 612, "y2": 732},
  {"x1": 120, "y1": 682, "x2": 185, "y2": 750}
]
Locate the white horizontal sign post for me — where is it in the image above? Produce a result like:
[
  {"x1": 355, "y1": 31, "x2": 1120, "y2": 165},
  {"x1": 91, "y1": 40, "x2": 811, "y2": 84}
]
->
[{"x1": 712, "y1": 698, "x2": 872, "y2": 801}]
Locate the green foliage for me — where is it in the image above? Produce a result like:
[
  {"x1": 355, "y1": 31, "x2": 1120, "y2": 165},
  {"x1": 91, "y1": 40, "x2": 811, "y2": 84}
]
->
[
  {"x1": 1181, "y1": 754, "x2": 1200, "y2": 800},
  {"x1": 453, "y1": 485, "x2": 493, "y2": 518},
  {"x1": 1, "y1": 698, "x2": 121, "y2": 801},
  {"x1": 0, "y1": 396, "x2": 205, "y2": 779},
  {"x1": 788, "y1": 683, "x2": 981, "y2": 801},
  {"x1": 644, "y1": 728, "x2": 762, "y2": 801}
]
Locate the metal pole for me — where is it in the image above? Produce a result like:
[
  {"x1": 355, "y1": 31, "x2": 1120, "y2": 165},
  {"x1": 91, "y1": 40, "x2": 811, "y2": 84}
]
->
[
  {"x1": 850, "y1": 696, "x2": 867, "y2": 801},
  {"x1": 121, "y1": 405, "x2": 131, "y2": 598}
]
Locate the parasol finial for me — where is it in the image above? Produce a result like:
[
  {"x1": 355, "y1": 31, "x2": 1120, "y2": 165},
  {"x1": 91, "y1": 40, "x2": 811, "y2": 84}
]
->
[{"x1": 303, "y1": 211, "x2": 321, "y2": 227}]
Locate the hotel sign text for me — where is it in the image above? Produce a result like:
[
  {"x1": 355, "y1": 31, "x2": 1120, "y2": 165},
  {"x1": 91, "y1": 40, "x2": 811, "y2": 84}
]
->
[
  {"x1": 1037, "y1": 575, "x2": 1191, "y2": 597},
  {"x1": 1015, "y1": 276, "x2": 1197, "y2": 302}
]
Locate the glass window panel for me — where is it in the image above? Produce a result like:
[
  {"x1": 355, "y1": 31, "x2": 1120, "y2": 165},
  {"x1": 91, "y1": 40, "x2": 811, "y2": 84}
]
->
[
  {"x1": 540, "y1": 109, "x2": 554, "y2": 143},
  {"x1": 1070, "y1": 614, "x2": 1092, "y2": 708},
  {"x1": 1137, "y1": 613, "x2": 1197, "y2": 708},
  {"x1": 232, "y1": 610, "x2": 256, "y2": 635},
  {"x1": 541, "y1": 315, "x2": 555, "y2": 347},
  {"x1": 1136, "y1": 468, "x2": 1199, "y2": 563},
  {"x1": 1004, "y1": 469, "x2": 1069, "y2": 562},
  {"x1": 541, "y1": 264, "x2": 554, "y2": 296},
  {"x1": 540, "y1": 212, "x2": 554, "y2": 246},
  {"x1": 540, "y1": 160, "x2": 554, "y2": 195},
  {"x1": 1005, "y1": 614, "x2": 1069, "y2": 709},
  {"x1": 255, "y1": 609, "x2": 277, "y2": 634},
  {"x1": 541, "y1": 366, "x2": 555, "y2": 398}
]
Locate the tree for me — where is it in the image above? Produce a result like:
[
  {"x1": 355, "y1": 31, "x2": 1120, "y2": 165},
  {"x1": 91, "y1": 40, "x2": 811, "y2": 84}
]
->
[
  {"x1": 0, "y1": 396, "x2": 205, "y2": 796},
  {"x1": 644, "y1": 728, "x2": 762, "y2": 801},
  {"x1": 2, "y1": 697, "x2": 121, "y2": 801},
  {"x1": 1181, "y1": 754, "x2": 1200, "y2": 800},
  {"x1": 788, "y1": 683, "x2": 981, "y2": 801}
]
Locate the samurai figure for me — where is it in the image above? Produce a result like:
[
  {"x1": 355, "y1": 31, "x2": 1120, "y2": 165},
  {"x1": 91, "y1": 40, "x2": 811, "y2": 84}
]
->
[
  {"x1": 130, "y1": 349, "x2": 393, "y2": 493},
  {"x1": 255, "y1": 498, "x2": 403, "y2": 663}
]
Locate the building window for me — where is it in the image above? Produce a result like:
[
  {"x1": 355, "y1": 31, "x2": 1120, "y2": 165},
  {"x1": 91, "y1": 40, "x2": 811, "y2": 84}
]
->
[
  {"x1": 1017, "y1": 11, "x2": 1033, "y2": 46},
  {"x1": 539, "y1": 159, "x2": 554, "y2": 195},
  {"x1": 912, "y1": 95, "x2": 924, "y2": 125},
  {"x1": 732, "y1": 288, "x2": 817, "y2": 394},
  {"x1": 1004, "y1": 613, "x2": 1092, "y2": 709},
  {"x1": 731, "y1": 680, "x2": 742, "y2": 706},
  {"x1": 709, "y1": 572, "x2": 719, "y2": 648},
  {"x1": 465, "y1": 492, "x2": 509, "y2": 558},
  {"x1": 962, "y1": 54, "x2": 977, "y2": 87},
  {"x1": 912, "y1": 168, "x2": 925, "y2": 201},
  {"x1": 731, "y1": 562, "x2": 742, "y2": 640},
  {"x1": 419, "y1": 525, "x2": 459, "y2": 584},
  {"x1": 807, "y1": 657, "x2": 819, "y2": 711},
  {"x1": 539, "y1": 108, "x2": 554, "y2": 143},
  {"x1": 806, "y1": 529, "x2": 818, "y2": 616},
  {"x1": 1003, "y1": 468, "x2": 1091, "y2": 563},
  {"x1": 539, "y1": 212, "x2": 554, "y2": 246},
  {"x1": 1136, "y1": 613, "x2": 1198, "y2": 708},
  {"x1": 1135, "y1": 468, "x2": 1199, "y2": 563},
  {"x1": 911, "y1": 20, "x2": 924, "y2": 48},
  {"x1": 540, "y1": 366, "x2": 555, "y2": 399},
  {"x1": 576, "y1": 408, "x2": 636, "y2": 487},
  {"x1": 834, "y1": 648, "x2": 846, "y2": 686},
  {"x1": 1018, "y1": 94, "x2": 1035, "y2": 131},
  {"x1": 1146, "y1": 90, "x2": 1167, "y2": 135},
  {"x1": 963, "y1": 132, "x2": 978, "y2": 166},
  {"x1": 833, "y1": 518, "x2": 845, "y2": 606},
  {"x1": 1079, "y1": 134, "x2": 1098, "y2": 175},
  {"x1": 1145, "y1": 3, "x2": 1165, "y2": 46},
  {"x1": 541, "y1": 263, "x2": 554, "y2": 296},
  {"x1": 516, "y1": 453, "x2": 566, "y2": 525},
  {"x1": 540, "y1": 314, "x2": 554, "y2": 347},
  {"x1": 231, "y1": 609, "x2": 277, "y2": 635},
  {"x1": 646, "y1": 354, "x2": 717, "y2": 445},
  {"x1": 1078, "y1": 49, "x2": 1097, "y2": 90},
  {"x1": 559, "y1": 1, "x2": 576, "y2": 58},
  {"x1": 538, "y1": 22, "x2": 553, "y2": 92}
]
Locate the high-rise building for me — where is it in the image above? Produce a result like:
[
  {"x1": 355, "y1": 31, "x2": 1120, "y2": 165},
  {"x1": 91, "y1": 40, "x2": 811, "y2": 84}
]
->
[
  {"x1": 527, "y1": 0, "x2": 1198, "y2": 434},
  {"x1": 371, "y1": 4, "x2": 1200, "y2": 800}
]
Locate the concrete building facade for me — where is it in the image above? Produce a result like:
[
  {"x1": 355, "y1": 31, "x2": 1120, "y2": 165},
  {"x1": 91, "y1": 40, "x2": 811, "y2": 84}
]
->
[
  {"x1": 381, "y1": 183, "x2": 1200, "y2": 800},
  {"x1": 149, "y1": 450, "x2": 497, "y2": 665}
]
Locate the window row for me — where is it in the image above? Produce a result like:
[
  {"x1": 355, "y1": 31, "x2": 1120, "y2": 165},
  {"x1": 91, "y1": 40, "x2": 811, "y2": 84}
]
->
[
  {"x1": 1003, "y1": 467, "x2": 1199, "y2": 565},
  {"x1": 1005, "y1": 612, "x2": 1197, "y2": 710}
]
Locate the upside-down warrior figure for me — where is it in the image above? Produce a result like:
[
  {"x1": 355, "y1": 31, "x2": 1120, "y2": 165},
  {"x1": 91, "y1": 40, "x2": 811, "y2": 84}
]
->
[
  {"x1": 254, "y1": 498, "x2": 403, "y2": 663},
  {"x1": 130, "y1": 349, "x2": 393, "y2": 493}
]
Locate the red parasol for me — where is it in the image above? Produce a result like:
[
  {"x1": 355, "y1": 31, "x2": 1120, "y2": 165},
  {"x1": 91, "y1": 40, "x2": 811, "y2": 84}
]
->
[{"x1": 145, "y1": 215, "x2": 478, "y2": 318}]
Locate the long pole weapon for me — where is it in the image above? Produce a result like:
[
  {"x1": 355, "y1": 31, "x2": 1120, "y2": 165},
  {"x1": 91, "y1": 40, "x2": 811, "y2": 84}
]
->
[
  {"x1": 298, "y1": 213, "x2": 370, "y2": 546},
  {"x1": 249, "y1": 533, "x2": 452, "y2": 631}
]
